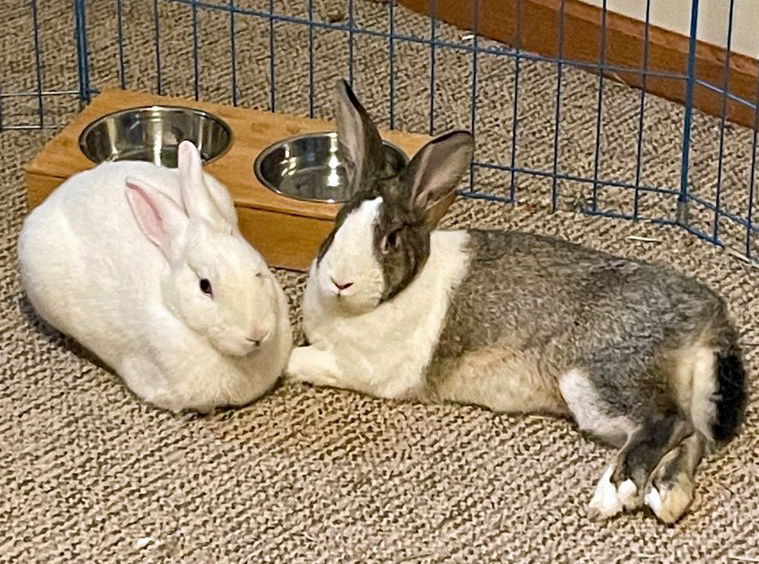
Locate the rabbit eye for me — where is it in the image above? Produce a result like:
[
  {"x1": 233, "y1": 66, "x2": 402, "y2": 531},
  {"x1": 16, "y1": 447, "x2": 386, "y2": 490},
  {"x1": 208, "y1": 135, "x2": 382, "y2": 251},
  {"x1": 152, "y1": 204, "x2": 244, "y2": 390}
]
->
[
  {"x1": 382, "y1": 231, "x2": 400, "y2": 254},
  {"x1": 199, "y1": 278, "x2": 213, "y2": 297},
  {"x1": 254, "y1": 272, "x2": 263, "y2": 279}
]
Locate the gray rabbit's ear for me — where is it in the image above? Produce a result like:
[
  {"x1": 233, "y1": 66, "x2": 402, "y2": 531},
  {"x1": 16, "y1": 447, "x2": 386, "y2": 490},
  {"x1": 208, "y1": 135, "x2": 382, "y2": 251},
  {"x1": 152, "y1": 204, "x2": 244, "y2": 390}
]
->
[
  {"x1": 334, "y1": 79, "x2": 386, "y2": 188},
  {"x1": 400, "y1": 130, "x2": 474, "y2": 228}
]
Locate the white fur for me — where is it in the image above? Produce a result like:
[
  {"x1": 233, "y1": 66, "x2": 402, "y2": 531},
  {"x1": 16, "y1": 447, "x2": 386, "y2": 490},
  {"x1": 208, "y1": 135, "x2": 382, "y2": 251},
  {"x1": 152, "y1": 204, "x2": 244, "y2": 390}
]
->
[
  {"x1": 559, "y1": 369, "x2": 636, "y2": 447},
  {"x1": 587, "y1": 466, "x2": 623, "y2": 520},
  {"x1": 18, "y1": 143, "x2": 292, "y2": 412},
  {"x1": 644, "y1": 487, "x2": 664, "y2": 517},
  {"x1": 288, "y1": 199, "x2": 471, "y2": 399},
  {"x1": 312, "y1": 198, "x2": 386, "y2": 314},
  {"x1": 618, "y1": 479, "x2": 640, "y2": 510},
  {"x1": 668, "y1": 342, "x2": 719, "y2": 442},
  {"x1": 644, "y1": 480, "x2": 694, "y2": 524},
  {"x1": 688, "y1": 346, "x2": 719, "y2": 441},
  {"x1": 587, "y1": 467, "x2": 643, "y2": 519}
]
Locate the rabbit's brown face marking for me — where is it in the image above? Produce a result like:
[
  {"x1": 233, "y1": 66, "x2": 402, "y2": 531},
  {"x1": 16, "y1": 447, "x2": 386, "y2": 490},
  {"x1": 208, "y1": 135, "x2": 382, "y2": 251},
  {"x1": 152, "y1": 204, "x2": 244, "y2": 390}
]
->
[
  {"x1": 314, "y1": 184, "x2": 435, "y2": 310},
  {"x1": 374, "y1": 183, "x2": 432, "y2": 303},
  {"x1": 320, "y1": 79, "x2": 473, "y2": 308}
]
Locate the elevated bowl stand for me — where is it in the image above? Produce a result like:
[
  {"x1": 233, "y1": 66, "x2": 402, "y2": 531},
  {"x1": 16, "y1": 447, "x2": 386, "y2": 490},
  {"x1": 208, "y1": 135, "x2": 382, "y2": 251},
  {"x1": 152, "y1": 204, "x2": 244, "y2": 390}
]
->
[{"x1": 25, "y1": 89, "x2": 430, "y2": 271}]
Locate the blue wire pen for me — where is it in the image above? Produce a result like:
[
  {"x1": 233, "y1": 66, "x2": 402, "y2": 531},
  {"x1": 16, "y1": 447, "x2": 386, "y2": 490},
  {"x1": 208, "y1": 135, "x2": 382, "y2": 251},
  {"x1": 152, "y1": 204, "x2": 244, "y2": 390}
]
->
[
  {"x1": 712, "y1": 0, "x2": 735, "y2": 242},
  {"x1": 5, "y1": 0, "x2": 759, "y2": 266},
  {"x1": 348, "y1": 0, "x2": 355, "y2": 87},
  {"x1": 678, "y1": 0, "x2": 700, "y2": 225},
  {"x1": 746, "y1": 63, "x2": 759, "y2": 258},
  {"x1": 116, "y1": 0, "x2": 126, "y2": 88},
  {"x1": 429, "y1": 0, "x2": 437, "y2": 135},
  {"x1": 134, "y1": 0, "x2": 696, "y2": 82},
  {"x1": 550, "y1": 0, "x2": 566, "y2": 212},
  {"x1": 74, "y1": 0, "x2": 91, "y2": 104},
  {"x1": 152, "y1": 0, "x2": 163, "y2": 95},
  {"x1": 508, "y1": 0, "x2": 523, "y2": 204},
  {"x1": 633, "y1": 0, "x2": 652, "y2": 220},
  {"x1": 191, "y1": 0, "x2": 200, "y2": 100},
  {"x1": 308, "y1": 0, "x2": 314, "y2": 119},
  {"x1": 468, "y1": 0, "x2": 479, "y2": 193},
  {"x1": 590, "y1": 0, "x2": 609, "y2": 214},
  {"x1": 30, "y1": 0, "x2": 45, "y2": 128},
  {"x1": 268, "y1": 0, "x2": 275, "y2": 112},
  {"x1": 389, "y1": 0, "x2": 396, "y2": 130},
  {"x1": 229, "y1": 0, "x2": 238, "y2": 106}
]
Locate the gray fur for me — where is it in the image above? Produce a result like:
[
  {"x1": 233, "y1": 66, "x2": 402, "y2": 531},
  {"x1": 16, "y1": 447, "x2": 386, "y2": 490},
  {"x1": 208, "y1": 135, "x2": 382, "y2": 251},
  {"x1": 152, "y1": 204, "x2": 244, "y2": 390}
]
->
[
  {"x1": 334, "y1": 79, "x2": 393, "y2": 187},
  {"x1": 611, "y1": 415, "x2": 692, "y2": 487},
  {"x1": 318, "y1": 80, "x2": 748, "y2": 522},
  {"x1": 421, "y1": 229, "x2": 745, "y2": 518},
  {"x1": 426, "y1": 229, "x2": 726, "y2": 420}
]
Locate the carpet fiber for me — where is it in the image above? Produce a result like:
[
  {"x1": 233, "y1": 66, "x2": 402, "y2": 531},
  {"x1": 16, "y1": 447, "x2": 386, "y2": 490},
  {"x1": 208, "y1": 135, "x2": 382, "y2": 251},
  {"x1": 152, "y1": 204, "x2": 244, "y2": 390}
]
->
[{"x1": 2, "y1": 1, "x2": 758, "y2": 561}]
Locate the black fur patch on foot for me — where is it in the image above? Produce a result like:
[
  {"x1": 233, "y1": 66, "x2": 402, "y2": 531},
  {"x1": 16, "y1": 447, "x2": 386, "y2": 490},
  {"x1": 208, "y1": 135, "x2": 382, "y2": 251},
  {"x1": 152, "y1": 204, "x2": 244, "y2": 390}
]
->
[{"x1": 713, "y1": 348, "x2": 747, "y2": 443}]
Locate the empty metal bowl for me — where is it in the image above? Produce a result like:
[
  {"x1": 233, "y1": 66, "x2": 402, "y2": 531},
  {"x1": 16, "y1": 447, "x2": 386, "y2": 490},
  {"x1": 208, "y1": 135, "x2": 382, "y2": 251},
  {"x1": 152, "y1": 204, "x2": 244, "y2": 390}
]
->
[
  {"x1": 254, "y1": 132, "x2": 407, "y2": 203},
  {"x1": 79, "y1": 105, "x2": 232, "y2": 167}
]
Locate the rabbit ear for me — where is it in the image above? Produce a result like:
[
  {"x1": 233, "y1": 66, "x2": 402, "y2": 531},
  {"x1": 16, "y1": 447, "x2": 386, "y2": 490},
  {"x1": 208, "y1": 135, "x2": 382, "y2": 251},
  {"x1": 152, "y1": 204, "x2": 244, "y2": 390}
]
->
[
  {"x1": 177, "y1": 140, "x2": 226, "y2": 225},
  {"x1": 334, "y1": 79, "x2": 386, "y2": 188},
  {"x1": 400, "y1": 130, "x2": 474, "y2": 228},
  {"x1": 125, "y1": 177, "x2": 188, "y2": 260},
  {"x1": 203, "y1": 178, "x2": 239, "y2": 231}
]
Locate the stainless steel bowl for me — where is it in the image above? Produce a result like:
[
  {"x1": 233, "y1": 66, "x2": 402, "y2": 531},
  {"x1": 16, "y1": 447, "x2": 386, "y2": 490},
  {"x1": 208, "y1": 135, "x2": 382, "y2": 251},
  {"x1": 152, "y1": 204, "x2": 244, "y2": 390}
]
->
[
  {"x1": 79, "y1": 105, "x2": 232, "y2": 167},
  {"x1": 254, "y1": 132, "x2": 407, "y2": 203}
]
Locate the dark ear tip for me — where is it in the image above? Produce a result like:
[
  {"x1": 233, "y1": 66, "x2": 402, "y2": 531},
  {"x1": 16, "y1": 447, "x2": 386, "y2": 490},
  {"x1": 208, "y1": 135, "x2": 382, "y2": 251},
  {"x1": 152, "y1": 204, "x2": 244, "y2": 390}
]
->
[
  {"x1": 336, "y1": 78, "x2": 359, "y2": 105},
  {"x1": 431, "y1": 130, "x2": 475, "y2": 159},
  {"x1": 432, "y1": 129, "x2": 474, "y2": 146}
]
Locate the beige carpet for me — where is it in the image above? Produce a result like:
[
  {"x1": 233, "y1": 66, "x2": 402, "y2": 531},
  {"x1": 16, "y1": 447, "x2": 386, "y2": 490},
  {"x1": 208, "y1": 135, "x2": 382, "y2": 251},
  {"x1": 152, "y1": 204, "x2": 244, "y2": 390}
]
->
[{"x1": 2, "y1": 1, "x2": 758, "y2": 561}]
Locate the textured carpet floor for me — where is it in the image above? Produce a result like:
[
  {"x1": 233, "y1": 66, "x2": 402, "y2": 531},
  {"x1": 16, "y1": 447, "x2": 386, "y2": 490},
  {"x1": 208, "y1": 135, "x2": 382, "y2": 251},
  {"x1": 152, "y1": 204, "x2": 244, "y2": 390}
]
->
[{"x1": 2, "y1": 1, "x2": 758, "y2": 562}]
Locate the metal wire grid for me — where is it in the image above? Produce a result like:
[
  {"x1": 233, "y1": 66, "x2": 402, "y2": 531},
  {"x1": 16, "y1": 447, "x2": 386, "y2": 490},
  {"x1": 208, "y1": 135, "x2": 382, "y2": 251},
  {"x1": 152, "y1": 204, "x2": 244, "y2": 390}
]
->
[{"x1": 1, "y1": 0, "x2": 757, "y2": 262}]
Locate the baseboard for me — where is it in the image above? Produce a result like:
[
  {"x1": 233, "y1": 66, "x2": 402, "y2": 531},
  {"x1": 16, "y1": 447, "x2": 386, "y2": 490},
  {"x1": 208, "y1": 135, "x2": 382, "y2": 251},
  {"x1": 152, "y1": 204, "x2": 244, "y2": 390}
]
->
[{"x1": 398, "y1": 0, "x2": 758, "y2": 130}]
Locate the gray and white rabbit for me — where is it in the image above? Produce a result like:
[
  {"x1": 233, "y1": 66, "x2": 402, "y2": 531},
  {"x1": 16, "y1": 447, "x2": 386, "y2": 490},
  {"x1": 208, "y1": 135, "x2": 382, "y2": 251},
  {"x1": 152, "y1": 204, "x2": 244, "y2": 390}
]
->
[
  {"x1": 286, "y1": 80, "x2": 748, "y2": 524},
  {"x1": 19, "y1": 141, "x2": 292, "y2": 413}
]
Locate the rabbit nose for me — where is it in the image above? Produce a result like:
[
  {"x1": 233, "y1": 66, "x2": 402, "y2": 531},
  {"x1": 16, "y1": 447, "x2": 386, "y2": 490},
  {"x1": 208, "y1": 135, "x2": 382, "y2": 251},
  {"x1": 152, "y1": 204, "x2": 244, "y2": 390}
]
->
[
  {"x1": 246, "y1": 328, "x2": 270, "y2": 347},
  {"x1": 331, "y1": 278, "x2": 354, "y2": 291}
]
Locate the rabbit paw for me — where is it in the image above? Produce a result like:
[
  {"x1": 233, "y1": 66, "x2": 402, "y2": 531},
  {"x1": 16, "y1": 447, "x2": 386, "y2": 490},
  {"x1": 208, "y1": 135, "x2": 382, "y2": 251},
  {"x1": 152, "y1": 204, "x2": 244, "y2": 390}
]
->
[
  {"x1": 587, "y1": 465, "x2": 639, "y2": 520},
  {"x1": 285, "y1": 345, "x2": 342, "y2": 388},
  {"x1": 644, "y1": 473, "x2": 694, "y2": 524}
]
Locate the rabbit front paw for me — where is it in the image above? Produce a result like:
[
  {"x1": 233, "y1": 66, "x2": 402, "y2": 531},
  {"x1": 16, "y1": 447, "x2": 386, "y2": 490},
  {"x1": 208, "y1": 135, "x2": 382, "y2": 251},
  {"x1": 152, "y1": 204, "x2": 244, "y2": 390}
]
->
[{"x1": 286, "y1": 345, "x2": 342, "y2": 389}]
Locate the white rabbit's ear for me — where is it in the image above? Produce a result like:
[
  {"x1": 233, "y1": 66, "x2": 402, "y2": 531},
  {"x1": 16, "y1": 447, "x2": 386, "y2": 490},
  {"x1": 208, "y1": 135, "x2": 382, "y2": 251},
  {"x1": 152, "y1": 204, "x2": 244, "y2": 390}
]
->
[
  {"x1": 177, "y1": 140, "x2": 225, "y2": 225},
  {"x1": 400, "y1": 130, "x2": 474, "y2": 228},
  {"x1": 204, "y1": 177, "x2": 239, "y2": 232},
  {"x1": 125, "y1": 177, "x2": 188, "y2": 260}
]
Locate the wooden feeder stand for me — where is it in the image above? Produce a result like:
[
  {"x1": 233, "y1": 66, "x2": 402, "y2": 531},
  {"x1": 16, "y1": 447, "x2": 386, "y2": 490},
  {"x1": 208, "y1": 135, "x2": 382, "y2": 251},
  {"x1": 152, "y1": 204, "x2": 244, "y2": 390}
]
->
[{"x1": 24, "y1": 89, "x2": 430, "y2": 271}]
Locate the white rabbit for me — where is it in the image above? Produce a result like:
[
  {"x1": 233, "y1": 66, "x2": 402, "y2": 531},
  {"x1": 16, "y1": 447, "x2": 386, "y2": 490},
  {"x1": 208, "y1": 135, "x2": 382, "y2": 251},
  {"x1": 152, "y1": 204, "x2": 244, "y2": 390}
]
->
[
  {"x1": 287, "y1": 80, "x2": 747, "y2": 524},
  {"x1": 18, "y1": 141, "x2": 292, "y2": 413}
]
